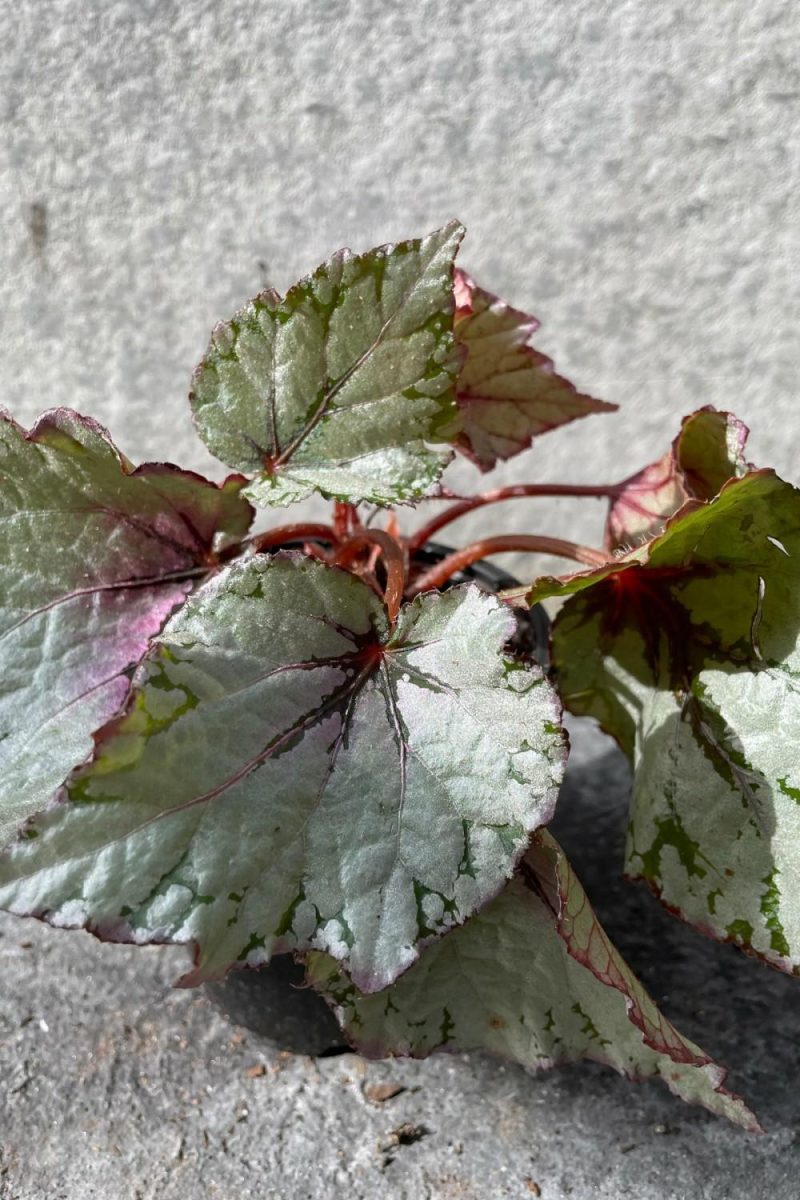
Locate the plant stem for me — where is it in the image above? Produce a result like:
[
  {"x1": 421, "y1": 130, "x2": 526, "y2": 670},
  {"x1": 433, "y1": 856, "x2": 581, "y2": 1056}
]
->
[
  {"x1": 407, "y1": 535, "x2": 607, "y2": 596},
  {"x1": 250, "y1": 523, "x2": 339, "y2": 553},
  {"x1": 406, "y1": 483, "x2": 617, "y2": 554},
  {"x1": 333, "y1": 502, "x2": 361, "y2": 540},
  {"x1": 333, "y1": 530, "x2": 406, "y2": 623}
]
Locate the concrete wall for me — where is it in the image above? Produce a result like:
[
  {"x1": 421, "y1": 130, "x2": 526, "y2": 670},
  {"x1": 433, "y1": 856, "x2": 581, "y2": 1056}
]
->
[{"x1": 1, "y1": 1, "x2": 797, "y2": 553}]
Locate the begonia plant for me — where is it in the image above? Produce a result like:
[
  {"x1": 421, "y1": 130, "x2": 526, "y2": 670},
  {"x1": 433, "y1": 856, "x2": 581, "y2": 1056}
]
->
[{"x1": 2, "y1": 221, "x2": 797, "y2": 1132}]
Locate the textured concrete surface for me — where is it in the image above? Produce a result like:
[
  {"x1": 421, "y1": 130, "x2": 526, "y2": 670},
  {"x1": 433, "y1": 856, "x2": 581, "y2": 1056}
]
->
[
  {"x1": 2, "y1": 720, "x2": 800, "y2": 1200},
  {"x1": 1, "y1": 4, "x2": 799, "y2": 1197},
  {"x1": 1, "y1": 2, "x2": 798, "y2": 559}
]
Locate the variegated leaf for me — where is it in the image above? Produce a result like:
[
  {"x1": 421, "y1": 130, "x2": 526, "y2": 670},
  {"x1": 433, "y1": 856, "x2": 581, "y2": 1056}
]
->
[
  {"x1": 190, "y1": 224, "x2": 464, "y2": 507},
  {"x1": 0, "y1": 556, "x2": 565, "y2": 992},
  {"x1": 532, "y1": 469, "x2": 800, "y2": 971},
  {"x1": 0, "y1": 409, "x2": 252, "y2": 848},
  {"x1": 308, "y1": 829, "x2": 758, "y2": 1129}
]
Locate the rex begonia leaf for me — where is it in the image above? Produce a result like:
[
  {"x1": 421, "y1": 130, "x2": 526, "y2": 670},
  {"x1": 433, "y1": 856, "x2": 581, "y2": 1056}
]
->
[
  {"x1": 0, "y1": 555, "x2": 566, "y2": 992},
  {"x1": 606, "y1": 407, "x2": 750, "y2": 550},
  {"x1": 189, "y1": 223, "x2": 464, "y2": 507},
  {"x1": 0, "y1": 408, "x2": 253, "y2": 849},
  {"x1": 532, "y1": 469, "x2": 800, "y2": 972},
  {"x1": 307, "y1": 829, "x2": 758, "y2": 1129},
  {"x1": 446, "y1": 269, "x2": 616, "y2": 471}
]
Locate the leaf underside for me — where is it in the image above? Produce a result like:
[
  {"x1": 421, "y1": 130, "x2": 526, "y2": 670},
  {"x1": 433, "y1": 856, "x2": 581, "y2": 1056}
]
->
[
  {"x1": 0, "y1": 408, "x2": 253, "y2": 849},
  {"x1": 446, "y1": 269, "x2": 616, "y2": 471},
  {"x1": 0, "y1": 556, "x2": 566, "y2": 993},
  {"x1": 308, "y1": 829, "x2": 758, "y2": 1130},
  {"x1": 534, "y1": 465, "x2": 800, "y2": 971},
  {"x1": 190, "y1": 223, "x2": 465, "y2": 507},
  {"x1": 606, "y1": 407, "x2": 750, "y2": 550}
]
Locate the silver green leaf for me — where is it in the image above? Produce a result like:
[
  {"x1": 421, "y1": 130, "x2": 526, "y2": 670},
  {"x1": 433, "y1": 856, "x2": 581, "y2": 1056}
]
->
[
  {"x1": 0, "y1": 555, "x2": 566, "y2": 992},
  {"x1": 190, "y1": 223, "x2": 464, "y2": 507},
  {"x1": 307, "y1": 829, "x2": 758, "y2": 1130},
  {"x1": 533, "y1": 468, "x2": 800, "y2": 971},
  {"x1": 625, "y1": 653, "x2": 800, "y2": 972},
  {"x1": 0, "y1": 408, "x2": 253, "y2": 849}
]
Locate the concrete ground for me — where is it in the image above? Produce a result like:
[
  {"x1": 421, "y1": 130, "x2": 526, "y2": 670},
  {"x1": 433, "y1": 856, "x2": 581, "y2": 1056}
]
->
[{"x1": 2, "y1": 721, "x2": 799, "y2": 1200}]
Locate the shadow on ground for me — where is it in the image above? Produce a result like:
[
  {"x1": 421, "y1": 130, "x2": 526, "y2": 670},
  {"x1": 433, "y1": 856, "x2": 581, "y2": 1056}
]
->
[
  {"x1": 1, "y1": 720, "x2": 798, "y2": 1200},
  {"x1": 550, "y1": 731, "x2": 800, "y2": 1132}
]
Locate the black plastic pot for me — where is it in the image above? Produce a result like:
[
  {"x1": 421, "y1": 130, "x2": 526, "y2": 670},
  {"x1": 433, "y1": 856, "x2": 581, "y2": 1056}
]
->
[{"x1": 204, "y1": 543, "x2": 550, "y2": 1054}]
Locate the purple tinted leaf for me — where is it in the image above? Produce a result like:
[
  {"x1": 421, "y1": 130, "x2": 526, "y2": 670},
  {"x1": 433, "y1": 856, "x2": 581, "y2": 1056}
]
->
[
  {"x1": 0, "y1": 408, "x2": 253, "y2": 846},
  {"x1": 448, "y1": 270, "x2": 616, "y2": 471},
  {"x1": 606, "y1": 407, "x2": 750, "y2": 550}
]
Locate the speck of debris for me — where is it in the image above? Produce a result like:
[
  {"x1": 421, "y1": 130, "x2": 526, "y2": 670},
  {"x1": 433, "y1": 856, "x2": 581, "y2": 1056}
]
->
[
  {"x1": 523, "y1": 1179, "x2": 542, "y2": 1196},
  {"x1": 364, "y1": 1081, "x2": 406, "y2": 1104},
  {"x1": 378, "y1": 1122, "x2": 429, "y2": 1157},
  {"x1": 24, "y1": 202, "x2": 47, "y2": 253},
  {"x1": 245, "y1": 1063, "x2": 266, "y2": 1078}
]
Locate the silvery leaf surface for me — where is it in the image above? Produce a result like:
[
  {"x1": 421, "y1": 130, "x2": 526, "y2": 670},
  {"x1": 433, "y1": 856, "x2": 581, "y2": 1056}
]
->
[
  {"x1": 307, "y1": 829, "x2": 758, "y2": 1130},
  {"x1": 0, "y1": 408, "x2": 253, "y2": 847},
  {"x1": 0, "y1": 555, "x2": 566, "y2": 992},
  {"x1": 531, "y1": 469, "x2": 800, "y2": 971},
  {"x1": 190, "y1": 224, "x2": 463, "y2": 506}
]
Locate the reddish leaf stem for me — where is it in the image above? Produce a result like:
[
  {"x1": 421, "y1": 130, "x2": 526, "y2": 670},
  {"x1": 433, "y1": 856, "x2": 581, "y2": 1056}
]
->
[
  {"x1": 406, "y1": 483, "x2": 618, "y2": 554},
  {"x1": 333, "y1": 502, "x2": 361, "y2": 541},
  {"x1": 333, "y1": 530, "x2": 407, "y2": 623},
  {"x1": 300, "y1": 542, "x2": 331, "y2": 563},
  {"x1": 407, "y1": 535, "x2": 607, "y2": 596},
  {"x1": 250, "y1": 523, "x2": 340, "y2": 553}
]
